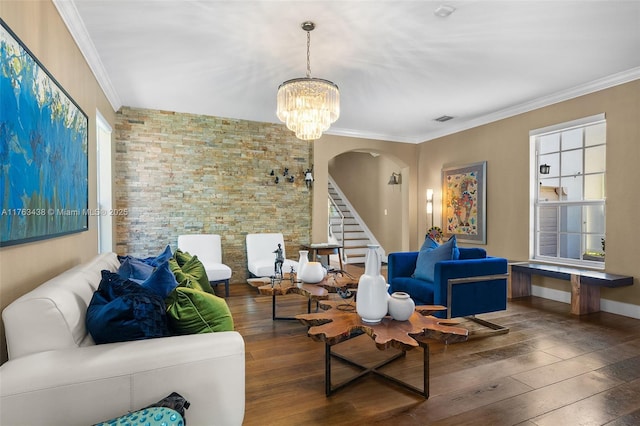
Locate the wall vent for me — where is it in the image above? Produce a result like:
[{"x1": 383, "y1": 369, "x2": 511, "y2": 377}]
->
[{"x1": 434, "y1": 115, "x2": 454, "y2": 122}]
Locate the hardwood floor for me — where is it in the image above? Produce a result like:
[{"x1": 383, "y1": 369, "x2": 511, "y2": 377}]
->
[{"x1": 219, "y1": 264, "x2": 640, "y2": 426}]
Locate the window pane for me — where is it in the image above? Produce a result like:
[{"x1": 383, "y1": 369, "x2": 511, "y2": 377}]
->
[
  {"x1": 538, "y1": 232, "x2": 557, "y2": 257},
  {"x1": 584, "y1": 205, "x2": 605, "y2": 234},
  {"x1": 585, "y1": 122, "x2": 606, "y2": 147},
  {"x1": 538, "y1": 206, "x2": 558, "y2": 232},
  {"x1": 539, "y1": 153, "x2": 559, "y2": 177},
  {"x1": 562, "y1": 128, "x2": 583, "y2": 150},
  {"x1": 560, "y1": 233, "x2": 581, "y2": 259},
  {"x1": 560, "y1": 176, "x2": 582, "y2": 201},
  {"x1": 585, "y1": 145, "x2": 605, "y2": 173},
  {"x1": 539, "y1": 133, "x2": 559, "y2": 154},
  {"x1": 539, "y1": 183, "x2": 560, "y2": 201},
  {"x1": 561, "y1": 150, "x2": 583, "y2": 176},
  {"x1": 560, "y1": 206, "x2": 582, "y2": 232},
  {"x1": 584, "y1": 235, "x2": 604, "y2": 255},
  {"x1": 584, "y1": 173, "x2": 605, "y2": 200}
]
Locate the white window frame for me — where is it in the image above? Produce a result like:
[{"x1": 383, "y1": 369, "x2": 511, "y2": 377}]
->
[{"x1": 529, "y1": 113, "x2": 606, "y2": 269}]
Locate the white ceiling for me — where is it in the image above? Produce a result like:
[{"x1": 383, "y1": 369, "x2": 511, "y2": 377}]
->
[{"x1": 55, "y1": 0, "x2": 640, "y2": 143}]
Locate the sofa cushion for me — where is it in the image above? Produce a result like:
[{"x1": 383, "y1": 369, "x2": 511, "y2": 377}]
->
[
  {"x1": 413, "y1": 235, "x2": 459, "y2": 282},
  {"x1": 390, "y1": 277, "x2": 435, "y2": 306},
  {"x1": 165, "y1": 287, "x2": 234, "y2": 335},
  {"x1": 86, "y1": 271, "x2": 171, "y2": 344},
  {"x1": 118, "y1": 257, "x2": 155, "y2": 283},
  {"x1": 140, "y1": 260, "x2": 179, "y2": 299}
]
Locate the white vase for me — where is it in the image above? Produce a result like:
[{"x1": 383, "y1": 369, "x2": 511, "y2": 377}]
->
[
  {"x1": 388, "y1": 292, "x2": 415, "y2": 321},
  {"x1": 299, "y1": 261, "x2": 324, "y2": 283},
  {"x1": 297, "y1": 250, "x2": 309, "y2": 281},
  {"x1": 356, "y1": 245, "x2": 389, "y2": 324}
]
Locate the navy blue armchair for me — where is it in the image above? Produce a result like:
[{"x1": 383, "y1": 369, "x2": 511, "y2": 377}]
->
[{"x1": 388, "y1": 247, "x2": 508, "y2": 322}]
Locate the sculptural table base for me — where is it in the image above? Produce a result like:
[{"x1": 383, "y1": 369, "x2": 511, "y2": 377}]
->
[
  {"x1": 297, "y1": 301, "x2": 468, "y2": 398},
  {"x1": 325, "y1": 334, "x2": 430, "y2": 397}
]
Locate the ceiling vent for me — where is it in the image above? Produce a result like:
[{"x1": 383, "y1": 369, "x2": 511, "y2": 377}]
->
[
  {"x1": 434, "y1": 5, "x2": 456, "y2": 17},
  {"x1": 434, "y1": 115, "x2": 454, "y2": 122}
]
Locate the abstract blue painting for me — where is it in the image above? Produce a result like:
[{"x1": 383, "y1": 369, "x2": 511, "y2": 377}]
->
[{"x1": 1, "y1": 19, "x2": 88, "y2": 246}]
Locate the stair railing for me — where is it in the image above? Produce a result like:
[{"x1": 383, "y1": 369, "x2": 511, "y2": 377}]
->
[
  {"x1": 327, "y1": 195, "x2": 346, "y2": 263},
  {"x1": 328, "y1": 176, "x2": 386, "y2": 262}
]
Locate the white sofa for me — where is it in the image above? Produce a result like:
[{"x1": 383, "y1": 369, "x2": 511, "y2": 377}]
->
[{"x1": 0, "y1": 252, "x2": 245, "y2": 426}]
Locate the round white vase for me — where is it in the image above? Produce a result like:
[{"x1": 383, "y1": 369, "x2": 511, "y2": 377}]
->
[
  {"x1": 299, "y1": 261, "x2": 324, "y2": 283},
  {"x1": 388, "y1": 292, "x2": 415, "y2": 321},
  {"x1": 356, "y1": 245, "x2": 389, "y2": 324}
]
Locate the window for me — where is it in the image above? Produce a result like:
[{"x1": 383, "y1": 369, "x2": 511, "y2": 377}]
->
[
  {"x1": 96, "y1": 110, "x2": 113, "y2": 253},
  {"x1": 531, "y1": 114, "x2": 606, "y2": 267}
]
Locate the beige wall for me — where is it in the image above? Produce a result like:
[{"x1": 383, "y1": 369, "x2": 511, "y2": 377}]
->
[
  {"x1": 418, "y1": 80, "x2": 640, "y2": 307},
  {"x1": 329, "y1": 152, "x2": 405, "y2": 254},
  {"x1": 312, "y1": 135, "x2": 419, "y2": 252},
  {"x1": 0, "y1": 0, "x2": 116, "y2": 363}
]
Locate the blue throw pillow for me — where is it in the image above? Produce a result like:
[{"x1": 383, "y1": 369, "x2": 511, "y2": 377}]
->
[
  {"x1": 413, "y1": 235, "x2": 459, "y2": 282},
  {"x1": 117, "y1": 245, "x2": 174, "y2": 268},
  {"x1": 141, "y1": 245, "x2": 173, "y2": 267},
  {"x1": 118, "y1": 257, "x2": 155, "y2": 283},
  {"x1": 141, "y1": 260, "x2": 179, "y2": 299},
  {"x1": 86, "y1": 271, "x2": 170, "y2": 344}
]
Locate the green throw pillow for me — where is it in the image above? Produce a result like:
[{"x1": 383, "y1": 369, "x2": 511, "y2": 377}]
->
[
  {"x1": 168, "y1": 257, "x2": 214, "y2": 294},
  {"x1": 173, "y1": 248, "x2": 192, "y2": 268},
  {"x1": 180, "y1": 255, "x2": 214, "y2": 293},
  {"x1": 165, "y1": 287, "x2": 234, "y2": 334}
]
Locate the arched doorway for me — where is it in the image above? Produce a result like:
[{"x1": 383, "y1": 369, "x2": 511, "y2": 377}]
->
[{"x1": 310, "y1": 134, "x2": 416, "y2": 258}]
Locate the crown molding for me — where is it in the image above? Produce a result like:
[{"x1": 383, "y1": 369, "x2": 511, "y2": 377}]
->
[
  {"x1": 53, "y1": 0, "x2": 122, "y2": 112},
  {"x1": 416, "y1": 67, "x2": 640, "y2": 144}
]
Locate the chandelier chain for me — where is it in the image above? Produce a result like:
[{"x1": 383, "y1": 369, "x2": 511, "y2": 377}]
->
[{"x1": 306, "y1": 30, "x2": 311, "y2": 78}]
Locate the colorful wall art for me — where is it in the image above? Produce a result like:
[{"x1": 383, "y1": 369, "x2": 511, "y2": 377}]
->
[
  {"x1": 442, "y1": 161, "x2": 486, "y2": 244},
  {"x1": 1, "y1": 19, "x2": 88, "y2": 246}
]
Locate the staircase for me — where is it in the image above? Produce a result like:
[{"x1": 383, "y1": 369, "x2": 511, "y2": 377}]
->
[{"x1": 328, "y1": 177, "x2": 384, "y2": 264}]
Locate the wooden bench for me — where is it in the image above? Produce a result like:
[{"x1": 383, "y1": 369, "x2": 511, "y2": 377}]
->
[{"x1": 509, "y1": 263, "x2": 633, "y2": 315}]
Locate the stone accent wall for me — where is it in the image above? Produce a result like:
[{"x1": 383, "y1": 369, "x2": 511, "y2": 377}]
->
[{"x1": 114, "y1": 107, "x2": 312, "y2": 281}]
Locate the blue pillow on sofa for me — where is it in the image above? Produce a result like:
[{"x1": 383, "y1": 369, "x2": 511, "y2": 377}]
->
[
  {"x1": 413, "y1": 235, "x2": 459, "y2": 282},
  {"x1": 87, "y1": 271, "x2": 170, "y2": 344},
  {"x1": 118, "y1": 257, "x2": 155, "y2": 283},
  {"x1": 118, "y1": 245, "x2": 174, "y2": 268},
  {"x1": 140, "y1": 260, "x2": 179, "y2": 299}
]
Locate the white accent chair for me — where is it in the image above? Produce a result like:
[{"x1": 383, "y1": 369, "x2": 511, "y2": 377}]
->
[
  {"x1": 246, "y1": 233, "x2": 299, "y2": 277},
  {"x1": 178, "y1": 234, "x2": 232, "y2": 297}
]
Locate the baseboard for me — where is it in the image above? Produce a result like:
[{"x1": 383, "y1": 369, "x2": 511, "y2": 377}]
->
[{"x1": 531, "y1": 285, "x2": 640, "y2": 319}]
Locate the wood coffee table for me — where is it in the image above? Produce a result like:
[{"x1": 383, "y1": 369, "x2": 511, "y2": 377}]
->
[
  {"x1": 296, "y1": 300, "x2": 468, "y2": 398},
  {"x1": 254, "y1": 278, "x2": 329, "y2": 320}
]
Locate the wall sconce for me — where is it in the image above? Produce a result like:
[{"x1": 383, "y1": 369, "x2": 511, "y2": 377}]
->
[
  {"x1": 539, "y1": 164, "x2": 551, "y2": 175},
  {"x1": 388, "y1": 172, "x2": 401, "y2": 185},
  {"x1": 426, "y1": 188, "x2": 434, "y2": 228},
  {"x1": 270, "y1": 169, "x2": 295, "y2": 184}
]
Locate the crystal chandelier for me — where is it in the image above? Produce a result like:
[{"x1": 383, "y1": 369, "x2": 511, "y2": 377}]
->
[{"x1": 277, "y1": 21, "x2": 340, "y2": 141}]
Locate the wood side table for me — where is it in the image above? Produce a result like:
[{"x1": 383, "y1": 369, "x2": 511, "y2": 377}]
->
[
  {"x1": 256, "y1": 279, "x2": 329, "y2": 320},
  {"x1": 296, "y1": 300, "x2": 468, "y2": 398},
  {"x1": 303, "y1": 244, "x2": 344, "y2": 271}
]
